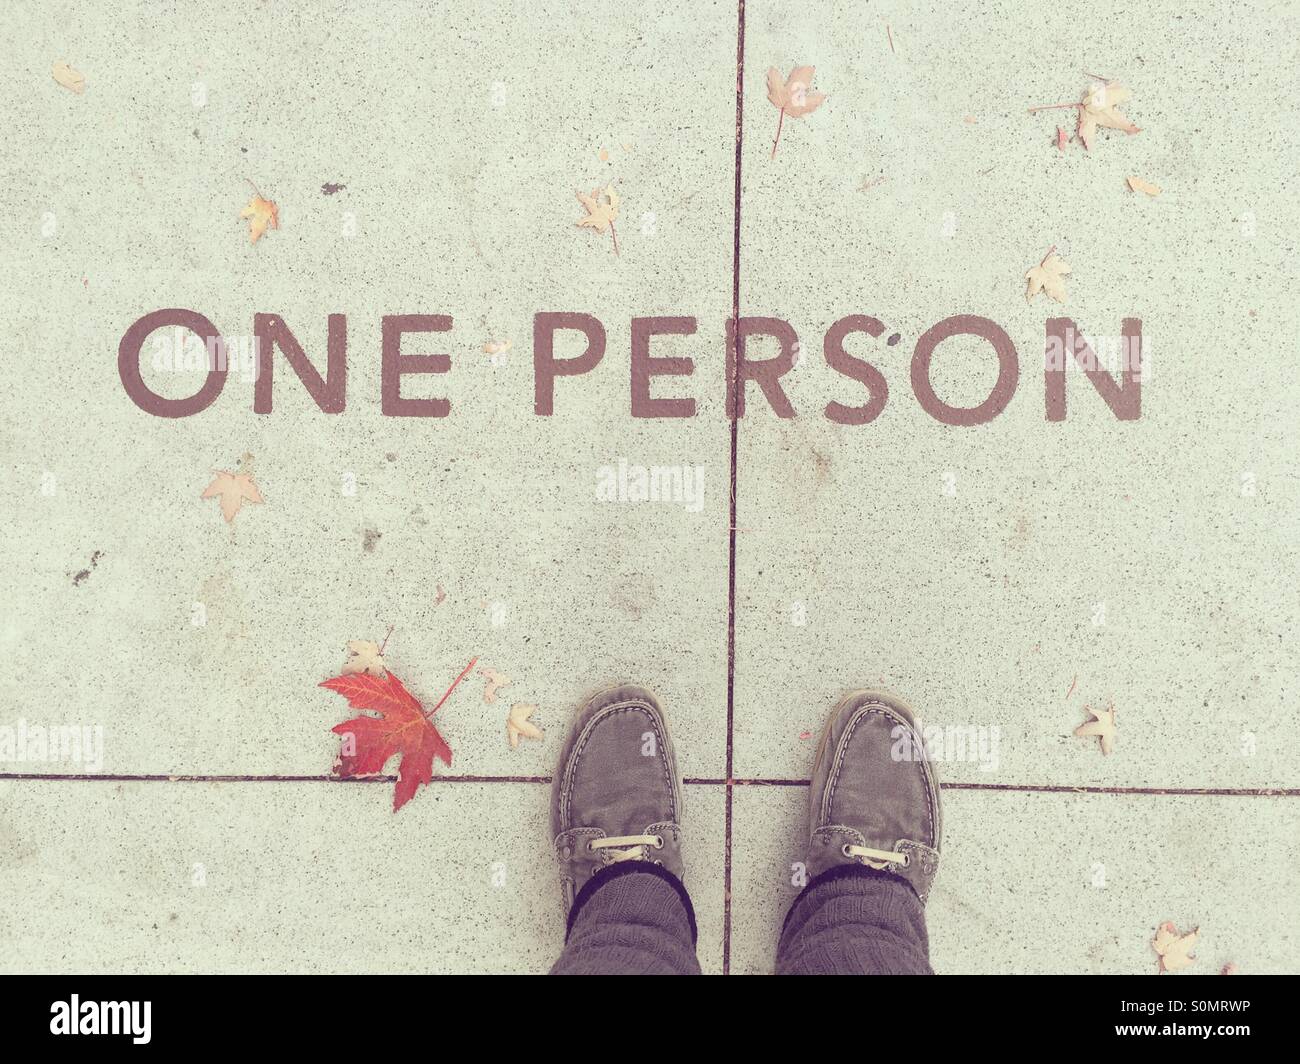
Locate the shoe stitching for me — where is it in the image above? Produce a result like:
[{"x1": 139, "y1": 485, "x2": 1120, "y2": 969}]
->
[
  {"x1": 560, "y1": 699, "x2": 677, "y2": 828},
  {"x1": 823, "y1": 703, "x2": 937, "y2": 852}
]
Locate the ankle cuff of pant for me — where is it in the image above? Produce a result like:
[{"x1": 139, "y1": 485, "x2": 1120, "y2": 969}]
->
[
  {"x1": 781, "y1": 863, "x2": 919, "y2": 934},
  {"x1": 565, "y1": 862, "x2": 698, "y2": 945}
]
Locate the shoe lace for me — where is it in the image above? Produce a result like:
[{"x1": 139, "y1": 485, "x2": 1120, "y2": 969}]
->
[
  {"x1": 589, "y1": 834, "x2": 664, "y2": 864},
  {"x1": 842, "y1": 844, "x2": 909, "y2": 870}
]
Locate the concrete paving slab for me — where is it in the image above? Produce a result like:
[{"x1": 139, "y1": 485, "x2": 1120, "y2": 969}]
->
[
  {"x1": 0, "y1": 778, "x2": 726, "y2": 973},
  {"x1": 731, "y1": 0, "x2": 1300, "y2": 786},
  {"x1": 728, "y1": 783, "x2": 1299, "y2": 974},
  {"x1": 0, "y1": 0, "x2": 737, "y2": 779},
  {"x1": 0, "y1": 0, "x2": 1295, "y2": 977}
]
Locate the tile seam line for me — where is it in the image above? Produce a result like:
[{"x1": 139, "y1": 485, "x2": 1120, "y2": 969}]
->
[
  {"x1": 2, "y1": 774, "x2": 1296, "y2": 797},
  {"x1": 692, "y1": 778, "x2": 1300, "y2": 797},
  {"x1": 722, "y1": 0, "x2": 746, "y2": 979},
  {"x1": 0, "y1": 773, "x2": 553, "y2": 784}
]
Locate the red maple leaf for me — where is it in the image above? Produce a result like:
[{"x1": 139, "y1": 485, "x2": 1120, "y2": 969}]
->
[{"x1": 320, "y1": 657, "x2": 476, "y2": 811}]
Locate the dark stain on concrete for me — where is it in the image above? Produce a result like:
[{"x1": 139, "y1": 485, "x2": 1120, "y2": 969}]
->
[
  {"x1": 810, "y1": 447, "x2": 831, "y2": 484},
  {"x1": 71, "y1": 550, "x2": 105, "y2": 587}
]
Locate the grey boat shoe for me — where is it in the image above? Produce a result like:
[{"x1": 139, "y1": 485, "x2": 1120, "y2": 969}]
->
[
  {"x1": 806, "y1": 689, "x2": 942, "y2": 903},
  {"x1": 551, "y1": 684, "x2": 686, "y2": 913}
]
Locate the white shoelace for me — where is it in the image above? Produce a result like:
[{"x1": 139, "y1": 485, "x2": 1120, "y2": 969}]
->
[
  {"x1": 843, "y1": 844, "x2": 909, "y2": 870},
  {"x1": 589, "y1": 834, "x2": 664, "y2": 863}
]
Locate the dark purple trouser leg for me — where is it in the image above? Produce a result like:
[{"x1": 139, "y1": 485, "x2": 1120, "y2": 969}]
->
[
  {"x1": 776, "y1": 866, "x2": 933, "y2": 975},
  {"x1": 550, "y1": 863, "x2": 701, "y2": 975}
]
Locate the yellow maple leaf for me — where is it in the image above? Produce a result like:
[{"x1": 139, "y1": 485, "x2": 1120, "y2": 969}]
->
[
  {"x1": 201, "y1": 470, "x2": 264, "y2": 522},
  {"x1": 1153, "y1": 922, "x2": 1199, "y2": 973},
  {"x1": 576, "y1": 185, "x2": 618, "y2": 232},
  {"x1": 1078, "y1": 81, "x2": 1140, "y2": 151},
  {"x1": 1025, "y1": 249, "x2": 1071, "y2": 304},
  {"x1": 477, "y1": 665, "x2": 511, "y2": 704},
  {"x1": 342, "y1": 640, "x2": 387, "y2": 678},
  {"x1": 1073, "y1": 701, "x2": 1116, "y2": 755},
  {"x1": 767, "y1": 65, "x2": 826, "y2": 157},
  {"x1": 576, "y1": 185, "x2": 620, "y2": 254},
  {"x1": 766, "y1": 65, "x2": 826, "y2": 117},
  {"x1": 507, "y1": 702, "x2": 543, "y2": 749},
  {"x1": 240, "y1": 193, "x2": 279, "y2": 244}
]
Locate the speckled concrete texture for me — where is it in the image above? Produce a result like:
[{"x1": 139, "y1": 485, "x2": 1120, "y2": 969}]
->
[
  {"x1": 0, "y1": 780, "x2": 726, "y2": 973},
  {"x1": 0, "y1": 0, "x2": 1297, "y2": 975},
  {"x1": 732, "y1": 0, "x2": 1300, "y2": 787},
  {"x1": 0, "y1": 0, "x2": 735, "y2": 780},
  {"x1": 729, "y1": 785, "x2": 1299, "y2": 974}
]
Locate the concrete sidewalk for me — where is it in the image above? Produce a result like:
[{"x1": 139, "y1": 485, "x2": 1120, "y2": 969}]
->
[{"x1": 1, "y1": 0, "x2": 1296, "y2": 973}]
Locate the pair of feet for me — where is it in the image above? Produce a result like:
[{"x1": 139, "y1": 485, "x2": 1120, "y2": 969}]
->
[{"x1": 552, "y1": 685, "x2": 943, "y2": 915}]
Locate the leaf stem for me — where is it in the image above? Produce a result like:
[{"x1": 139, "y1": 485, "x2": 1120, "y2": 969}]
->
[
  {"x1": 425, "y1": 656, "x2": 478, "y2": 720},
  {"x1": 378, "y1": 624, "x2": 395, "y2": 655},
  {"x1": 1027, "y1": 102, "x2": 1082, "y2": 113},
  {"x1": 771, "y1": 107, "x2": 785, "y2": 159},
  {"x1": 609, "y1": 219, "x2": 619, "y2": 256}
]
